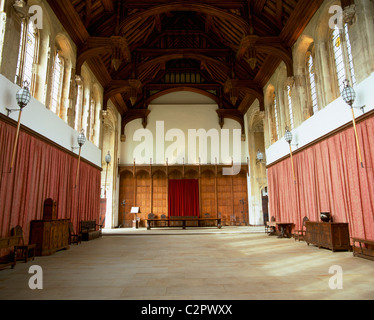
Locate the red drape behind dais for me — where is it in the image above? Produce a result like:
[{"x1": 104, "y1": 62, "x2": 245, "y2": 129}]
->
[{"x1": 168, "y1": 179, "x2": 200, "y2": 217}]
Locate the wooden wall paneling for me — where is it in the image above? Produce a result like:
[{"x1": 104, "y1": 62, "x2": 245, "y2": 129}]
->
[
  {"x1": 119, "y1": 171, "x2": 135, "y2": 227},
  {"x1": 136, "y1": 170, "x2": 151, "y2": 226},
  {"x1": 231, "y1": 176, "x2": 234, "y2": 225},
  {"x1": 201, "y1": 170, "x2": 217, "y2": 219},
  {"x1": 217, "y1": 175, "x2": 233, "y2": 226},
  {"x1": 152, "y1": 170, "x2": 167, "y2": 217},
  {"x1": 119, "y1": 164, "x2": 248, "y2": 228},
  {"x1": 150, "y1": 165, "x2": 153, "y2": 214},
  {"x1": 233, "y1": 172, "x2": 249, "y2": 226},
  {"x1": 168, "y1": 169, "x2": 183, "y2": 179}
]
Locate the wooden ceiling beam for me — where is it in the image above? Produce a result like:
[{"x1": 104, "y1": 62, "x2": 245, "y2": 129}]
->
[
  {"x1": 118, "y1": 2, "x2": 251, "y2": 36},
  {"x1": 276, "y1": 0, "x2": 283, "y2": 29},
  {"x1": 136, "y1": 48, "x2": 231, "y2": 58},
  {"x1": 280, "y1": 0, "x2": 325, "y2": 47},
  {"x1": 253, "y1": 0, "x2": 267, "y2": 14},
  {"x1": 46, "y1": 0, "x2": 89, "y2": 45},
  {"x1": 147, "y1": 83, "x2": 220, "y2": 91},
  {"x1": 102, "y1": 0, "x2": 115, "y2": 12},
  {"x1": 85, "y1": 0, "x2": 92, "y2": 28}
]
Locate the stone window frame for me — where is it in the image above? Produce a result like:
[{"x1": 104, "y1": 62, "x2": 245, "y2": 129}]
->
[
  {"x1": 305, "y1": 43, "x2": 319, "y2": 117},
  {"x1": 15, "y1": 18, "x2": 40, "y2": 95},
  {"x1": 329, "y1": 23, "x2": 356, "y2": 95},
  {"x1": 49, "y1": 49, "x2": 65, "y2": 116}
]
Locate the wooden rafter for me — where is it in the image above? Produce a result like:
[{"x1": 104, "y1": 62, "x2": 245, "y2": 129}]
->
[{"x1": 46, "y1": 0, "x2": 324, "y2": 123}]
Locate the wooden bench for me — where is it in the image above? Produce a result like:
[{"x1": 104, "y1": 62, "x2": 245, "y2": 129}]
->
[
  {"x1": 80, "y1": 220, "x2": 102, "y2": 241},
  {"x1": 146, "y1": 217, "x2": 222, "y2": 230},
  {"x1": 0, "y1": 236, "x2": 22, "y2": 270},
  {"x1": 352, "y1": 237, "x2": 374, "y2": 261}
]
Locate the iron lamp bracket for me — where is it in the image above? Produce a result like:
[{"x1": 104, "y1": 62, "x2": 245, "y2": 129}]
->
[
  {"x1": 352, "y1": 105, "x2": 366, "y2": 114},
  {"x1": 6, "y1": 108, "x2": 22, "y2": 116}
]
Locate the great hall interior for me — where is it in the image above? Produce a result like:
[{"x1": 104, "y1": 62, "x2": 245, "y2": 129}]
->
[{"x1": 0, "y1": 0, "x2": 373, "y2": 301}]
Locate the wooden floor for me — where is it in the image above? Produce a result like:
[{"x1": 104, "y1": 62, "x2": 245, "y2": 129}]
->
[{"x1": 0, "y1": 227, "x2": 373, "y2": 300}]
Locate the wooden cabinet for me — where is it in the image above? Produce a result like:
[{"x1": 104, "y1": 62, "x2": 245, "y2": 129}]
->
[
  {"x1": 29, "y1": 219, "x2": 70, "y2": 256},
  {"x1": 305, "y1": 222, "x2": 351, "y2": 252}
]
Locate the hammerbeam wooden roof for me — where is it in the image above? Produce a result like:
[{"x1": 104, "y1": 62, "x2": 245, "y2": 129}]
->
[{"x1": 47, "y1": 0, "x2": 324, "y2": 134}]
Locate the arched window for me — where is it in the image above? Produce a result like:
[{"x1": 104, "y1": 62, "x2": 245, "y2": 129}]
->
[
  {"x1": 287, "y1": 85, "x2": 294, "y2": 130},
  {"x1": 74, "y1": 79, "x2": 83, "y2": 131},
  {"x1": 15, "y1": 19, "x2": 38, "y2": 92},
  {"x1": 50, "y1": 52, "x2": 64, "y2": 114},
  {"x1": 331, "y1": 24, "x2": 356, "y2": 94},
  {"x1": 88, "y1": 99, "x2": 96, "y2": 142},
  {"x1": 272, "y1": 93, "x2": 279, "y2": 142},
  {"x1": 306, "y1": 48, "x2": 319, "y2": 115}
]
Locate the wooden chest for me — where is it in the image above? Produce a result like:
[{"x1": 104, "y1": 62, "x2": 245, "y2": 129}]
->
[
  {"x1": 305, "y1": 222, "x2": 351, "y2": 252},
  {"x1": 29, "y1": 219, "x2": 70, "y2": 256}
]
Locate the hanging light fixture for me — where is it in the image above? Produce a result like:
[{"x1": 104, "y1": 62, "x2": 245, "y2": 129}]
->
[
  {"x1": 104, "y1": 151, "x2": 111, "y2": 198},
  {"x1": 285, "y1": 127, "x2": 296, "y2": 183},
  {"x1": 128, "y1": 79, "x2": 142, "y2": 106},
  {"x1": 73, "y1": 130, "x2": 86, "y2": 188},
  {"x1": 6, "y1": 81, "x2": 31, "y2": 173},
  {"x1": 256, "y1": 150, "x2": 265, "y2": 165},
  {"x1": 341, "y1": 79, "x2": 365, "y2": 168}
]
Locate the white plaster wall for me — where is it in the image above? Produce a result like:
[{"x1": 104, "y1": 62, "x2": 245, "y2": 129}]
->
[
  {"x1": 120, "y1": 92, "x2": 247, "y2": 165},
  {"x1": 0, "y1": 74, "x2": 102, "y2": 167},
  {"x1": 266, "y1": 72, "x2": 374, "y2": 165}
]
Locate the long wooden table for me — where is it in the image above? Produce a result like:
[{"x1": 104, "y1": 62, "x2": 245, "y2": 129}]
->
[
  {"x1": 267, "y1": 221, "x2": 294, "y2": 238},
  {"x1": 146, "y1": 218, "x2": 222, "y2": 230}
]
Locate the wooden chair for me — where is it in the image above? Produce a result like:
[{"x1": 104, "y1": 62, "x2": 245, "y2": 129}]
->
[
  {"x1": 293, "y1": 216, "x2": 309, "y2": 241},
  {"x1": 265, "y1": 216, "x2": 276, "y2": 235},
  {"x1": 264, "y1": 216, "x2": 270, "y2": 234},
  {"x1": 11, "y1": 225, "x2": 36, "y2": 263},
  {"x1": 160, "y1": 214, "x2": 167, "y2": 227},
  {"x1": 148, "y1": 213, "x2": 156, "y2": 227},
  {"x1": 69, "y1": 222, "x2": 81, "y2": 245}
]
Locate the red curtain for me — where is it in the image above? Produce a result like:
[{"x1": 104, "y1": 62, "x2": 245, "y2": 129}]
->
[
  {"x1": 0, "y1": 118, "x2": 101, "y2": 243},
  {"x1": 168, "y1": 179, "x2": 200, "y2": 217},
  {"x1": 268, "y1": 115, "x2": 374, "y2": 241}
]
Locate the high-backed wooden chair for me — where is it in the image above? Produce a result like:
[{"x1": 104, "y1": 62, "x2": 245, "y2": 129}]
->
[
  {"x1": 11, "y1": 225, "x2": 36, "y2": 263},
  {"x1": 293, "y1": 216, "x2": 309, "y2": 241},
  {"x1": 148, "y1": 213, "x2": 156, "y2": 227},
  {"x1": 160, "y1": 214, "x2": 167, "y2": 227},
  {"x1": 69, "y1": 222, "x2": 81, "y2": 245}
]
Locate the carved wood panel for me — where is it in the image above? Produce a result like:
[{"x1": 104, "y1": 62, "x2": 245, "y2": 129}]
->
[
  {"x1": 118, "y1": 165, "x2": 249, "y2": 227},
  {"x1": 200, "y1": 170, "x2": 217, "y2": 218},
  {"x1": 152, "y1": 170, "x2": 167, "y2": 217},
  {"x1": 136, "y1": 170, "x2": 151, "y2": 226},
  {"x1": 216, "y1": 175, "x2": 233, "y2": 226},
  {"x1": 233, "y1": 172, "x2": 249, "y2": 226},
  {"x1": 119, "y1": 171, "x2": 135, "y2": 227}
]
